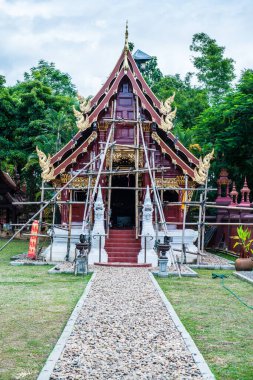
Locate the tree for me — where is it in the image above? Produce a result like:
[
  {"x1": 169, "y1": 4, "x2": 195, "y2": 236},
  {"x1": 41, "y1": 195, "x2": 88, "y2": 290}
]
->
[
  {"x1": 23, "y1": 60, "x2": 77, "y2": 97},
  {"x1": 190, "y1": 33, "x2": 235, "y2": 103},
  {"x1": 193, "y1": 69, "x2": 253, "y2": 190},
  {"x1": 0, "y1": 60, "x2": 78, "y2": 199},
  {"x1": 152, "y1": 73, "x2": 209, "y2": 131},
  {"x1": 139, "y1": 56, "x2": 163, "y2": 88}
]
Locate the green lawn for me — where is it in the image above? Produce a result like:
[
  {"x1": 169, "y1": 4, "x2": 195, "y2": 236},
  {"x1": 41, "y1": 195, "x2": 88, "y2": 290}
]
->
[
  {"x1": 0, "y1": 239, "x2": 91, "y2": 380},
  {"x1": 157, "y1": 270, "x2": 253, "y2": 380}
]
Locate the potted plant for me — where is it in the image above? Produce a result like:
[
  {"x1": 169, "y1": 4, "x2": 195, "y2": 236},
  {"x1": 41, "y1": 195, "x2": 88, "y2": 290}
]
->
[{"x1": 231, "y1": 226, "x2": 253, "y2": 271}]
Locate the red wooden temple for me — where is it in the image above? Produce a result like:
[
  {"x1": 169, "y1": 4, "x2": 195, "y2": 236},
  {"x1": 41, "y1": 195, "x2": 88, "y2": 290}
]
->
[{"x1": 37, "y1": 24, "x2": 210, "y2": 263}]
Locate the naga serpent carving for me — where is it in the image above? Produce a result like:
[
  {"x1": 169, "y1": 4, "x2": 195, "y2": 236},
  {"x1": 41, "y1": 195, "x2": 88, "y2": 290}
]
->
[
  {"x1": 73, "y1": 94, "x2": 92, "y2": 131},
  {"x1": 36, "y1": 146, "x2": 55, "y2": 181},
  {"x1": 73, "y1": 106, "x2": 90, "y2": 131},
  {"x1": 159, "y1": 92, "x2": 177, "y2": 132},
  {"x1": 194, "y1": 149, "x2": 214, "y2": 185}
]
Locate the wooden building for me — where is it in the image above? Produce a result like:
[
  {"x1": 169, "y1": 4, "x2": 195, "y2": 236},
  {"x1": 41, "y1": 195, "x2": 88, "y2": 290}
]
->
[
  {"x1": 0, "y1": 170, "x2": 25, "y2": 230},
  {"x1": 37, "y1": 25, "x2": 211, "y2": 263}
]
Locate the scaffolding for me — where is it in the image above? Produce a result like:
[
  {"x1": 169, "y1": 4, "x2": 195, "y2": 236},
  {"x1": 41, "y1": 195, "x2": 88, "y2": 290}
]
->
[{"x1": 1, "y1": 95, "x2": 252, "y2": 266}]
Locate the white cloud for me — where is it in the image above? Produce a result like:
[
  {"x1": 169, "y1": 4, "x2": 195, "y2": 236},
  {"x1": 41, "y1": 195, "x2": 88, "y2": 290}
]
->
[{"x1": 0, "y1": 0, "x2": 252, "y2": 95}]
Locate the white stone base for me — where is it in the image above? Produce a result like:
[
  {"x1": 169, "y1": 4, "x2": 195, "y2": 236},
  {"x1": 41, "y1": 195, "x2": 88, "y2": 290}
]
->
[
  {"x1": 157, "y1": 228, "x2": 198, "y2": 264},
  {"x1": 43, "y1": 227, "x2": 82, "y2": 262},
  {"x1": 138, "y1": 249, "x2": 158, "y2": 267},
  {"x1": 89, "y1": 248, "x2": 108, "y2": 265}
]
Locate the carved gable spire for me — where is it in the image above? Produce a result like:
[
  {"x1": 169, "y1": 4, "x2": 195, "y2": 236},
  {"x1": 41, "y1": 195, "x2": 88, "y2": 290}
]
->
[{"x1": 123, "y1": 20, "x2": 129, "y2": 73}]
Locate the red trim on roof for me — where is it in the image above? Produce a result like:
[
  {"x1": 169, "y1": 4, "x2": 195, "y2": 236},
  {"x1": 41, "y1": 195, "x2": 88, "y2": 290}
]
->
[
  {"x1": 127, "y1": 52, "x2": 161, "y2": 108},
  {"x1": 91, "y1": 51, "x2": 125, "y2": 106},
  {"x1": 51, "y1": 131, "x2": 82, "y2": 165},
  {"x1": 53, "y1": 134, "x2": 96, "y2": 177},
  {"x1": 157, "y1": 138, "x2": 195, "y2": 179},
  {"x1": 167, "y1": 132, "x2": 199, "y2": 166},
  {"x1": 88, "y1": 70, "x2": 125, "y2": 122}
]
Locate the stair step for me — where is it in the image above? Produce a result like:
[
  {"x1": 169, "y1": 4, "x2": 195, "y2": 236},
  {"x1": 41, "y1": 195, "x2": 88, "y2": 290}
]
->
[
  {"x1": 95, "y1": 262, "x2": 151, "y2": 268},
  {"x1": 105, "y1": 245, "x2": 140, "y2": 249},
  {"x1": 107, "y1": 252, "x2": 138, "y2": 258},
  {"x1": 106, "y1": 241, "x2": 140, "y2": 246},
  {"x1": 106, "y1": 229, "x2": 141, "y2": 264},
  {"x1": 109, "y1": 232, "x2": 136, "y2": 237},
  {"x1": 108, "y1": 257, "x2": 138, "y2": 263}
]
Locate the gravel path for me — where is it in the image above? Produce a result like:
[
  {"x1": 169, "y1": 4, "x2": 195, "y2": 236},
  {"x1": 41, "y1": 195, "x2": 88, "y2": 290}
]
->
[
  {"x1": 50, "y1": 267, "x2": 203, "y2": 379},
  {"x1": 201, "y1": 252, "x2": 231, "y2": 265}
]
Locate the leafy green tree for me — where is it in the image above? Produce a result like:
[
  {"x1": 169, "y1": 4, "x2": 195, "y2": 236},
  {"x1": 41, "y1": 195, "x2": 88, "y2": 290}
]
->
[
  {"x1": 0, "y1": 60, "x2": 77, "y2": 199},
  {"x1": 193, "y1": 69, "x2": 253, "y2": 190},
  {"x1": 23, "y1": 59, "x2": 77, "y2": 97},
  {"x1": 152, "y1": 73, "x2": 209, "y2": 131},
  {"x1": 190, "y1": 33, "x2": 235, "y2": 103},
  {"x1": 140, "y1": 56, "x2": 163, "y2": 88}
]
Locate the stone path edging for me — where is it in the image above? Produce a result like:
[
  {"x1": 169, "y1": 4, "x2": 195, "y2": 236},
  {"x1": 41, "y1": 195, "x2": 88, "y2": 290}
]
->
[
  {"x1": 189, "y1": 264, "x2": 234, "y2": 270},
  {"x1": 149, "y1": 272, "x2": 215, "y2": 380},
  {"x1": 37, "y1": 272, "x2": 96, "y2": 380},
  {"x1": 233, "y1": 271, "x2": 253, "y2": 285}
]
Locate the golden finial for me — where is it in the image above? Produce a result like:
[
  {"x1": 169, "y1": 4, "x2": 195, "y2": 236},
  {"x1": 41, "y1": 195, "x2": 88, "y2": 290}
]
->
[
  {"x1": 124, "y1": 20, "x2": 129, "y2": 51},
  {"x1": 123, "y1": 20, "x2": 129, "y2": 73}
]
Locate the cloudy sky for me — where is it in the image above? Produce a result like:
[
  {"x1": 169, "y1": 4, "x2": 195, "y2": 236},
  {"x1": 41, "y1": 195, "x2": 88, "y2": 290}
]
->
[{"x1": 0, "y1": 0, "x2": 252, "y2": 96}]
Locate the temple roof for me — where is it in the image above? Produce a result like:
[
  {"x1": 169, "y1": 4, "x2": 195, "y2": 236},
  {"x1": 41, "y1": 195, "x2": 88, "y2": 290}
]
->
[
  {"x1": 133, "y1": 49, "x2": 152, "y2": 62},
  {"x1": 45, "y1": 24, "x2": 203, "y2": 183}
]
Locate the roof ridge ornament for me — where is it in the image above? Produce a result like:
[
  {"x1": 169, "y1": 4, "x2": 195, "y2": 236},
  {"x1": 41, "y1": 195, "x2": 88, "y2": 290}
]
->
[
  {"x1": 123, "y1": 20, "x2": 129, "y2": 73},
  {"x1": 73, "y1": 94, "x2": 92, "y2": 131},
  {"x1": 36, "y1": 146, "x2": 55, "y2": 181},
  {"x1": 193, "y1": 149, "x2": 214, "y2": 185},
  {"x1": 159, "y1": 92, "x2": 177, "y2": 132}
]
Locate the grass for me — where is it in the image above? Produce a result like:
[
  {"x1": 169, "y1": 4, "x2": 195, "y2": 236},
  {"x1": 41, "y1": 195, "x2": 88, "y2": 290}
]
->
[
  {"x1": 157, "y1": 270, "x2": 253, "y2": 380},
  {"x1": 0, "y1": 238, "x2": 91, "y2": 380}
]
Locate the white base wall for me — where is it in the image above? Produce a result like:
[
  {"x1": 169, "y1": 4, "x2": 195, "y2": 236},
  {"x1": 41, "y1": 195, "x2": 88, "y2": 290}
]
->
[
  {"x1": 89, "y1": 248, "x2": 107, "y2": 264},
  {"x1": 43, "y1": 227, "x2": 108, "y2": 263},
  {"x1": 138, "y1": 249, "x2": 158, "y2": 267}
]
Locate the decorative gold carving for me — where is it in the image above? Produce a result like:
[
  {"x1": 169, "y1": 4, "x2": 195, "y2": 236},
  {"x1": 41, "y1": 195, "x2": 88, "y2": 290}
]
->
[
  {"x1": 73, "y1": 106, "x2": 89, "y2": 131},
  {"x1": 98, "y1": 122, "x2": 109, "y2": 131},
  {"x1": 151, "y1": 132, "x2": 161, "y2": 144},
  {"x1": 106, "y1": 147, "x2": 143, "y2": 168},
  {"x1": 143, "y1": 124, "x2": 150, "y2": 132},
  {"x1": 159, "y1": 92, "x2": 177, "y2": 132},
  {"x1": 77, "y1": 94, "x2": 92, "y2": 114},
  {"x1": 60, "y1": 174, "x2": 96, "y2": 188},
  {"x1": 194, "y1": 149, "x2": 214, "y2": 185},
  {"x1": 159, "y1": 92, "x2": 175, "y2": 115},
  {"x1": 36, "y1": 146, "x2": 55, "y2": 181},
  {"x1": 73, "y1": 94, "x2": 92, "y2": 132},
  {"x1": 123, "y1": 20, "x2": 129, "y2": 73},
  {"x1": 155, "y1": 177, "x2": 195, "y2": 189}
]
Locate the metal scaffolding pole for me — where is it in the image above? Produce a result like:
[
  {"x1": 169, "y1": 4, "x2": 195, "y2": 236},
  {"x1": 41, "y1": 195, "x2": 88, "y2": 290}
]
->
[
  {"x1": 181, "y1": 175, "x2": 188, "y2": 263},
  {"x1": 0, "y1": 145, "x2": 115, "y2": 253},
  {"x1": 138, "y1": 111, "x2": 181, "y2": 276},
  {"x1": 107, "y1": 98, "x2": 117, "y2": 235}
]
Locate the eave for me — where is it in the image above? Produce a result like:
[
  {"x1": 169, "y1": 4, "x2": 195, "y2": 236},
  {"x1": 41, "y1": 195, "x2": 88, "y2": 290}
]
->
[
  {"x1": 53, "y1": 131, "x2": 97, "y2": 177},
  {"x1": 152, "y1": 132, "x2": 195, "y2": 179}
]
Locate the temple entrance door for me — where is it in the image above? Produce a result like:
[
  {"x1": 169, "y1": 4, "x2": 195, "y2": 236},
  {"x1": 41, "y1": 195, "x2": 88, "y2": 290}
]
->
[{"x1": 110, "y1": 175, "x2": 135, "y2": 228}]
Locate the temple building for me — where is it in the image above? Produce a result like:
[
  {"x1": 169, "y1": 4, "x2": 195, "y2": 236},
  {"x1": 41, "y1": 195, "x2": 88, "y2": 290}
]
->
[
  {"x1": 38, "y1": 25, "x2": 211, "y2": 264},
  {"x1": 0, "y1": 170, "x2": 25, "y2": 234}
]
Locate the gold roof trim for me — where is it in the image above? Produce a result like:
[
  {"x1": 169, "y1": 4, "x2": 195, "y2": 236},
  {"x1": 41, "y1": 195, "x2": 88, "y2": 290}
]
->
[
  {"x1": 193, "y1": 149, "x2": 214, "y2": 185},
  {"x1": 36, "y1": 146, "x2": 55, "y2": 182}
]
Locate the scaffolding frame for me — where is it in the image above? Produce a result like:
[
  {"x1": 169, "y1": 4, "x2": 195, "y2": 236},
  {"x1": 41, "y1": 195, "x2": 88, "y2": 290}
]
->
[{"x1": 1, "y1": 102, "x2": 253, "y2": 265}]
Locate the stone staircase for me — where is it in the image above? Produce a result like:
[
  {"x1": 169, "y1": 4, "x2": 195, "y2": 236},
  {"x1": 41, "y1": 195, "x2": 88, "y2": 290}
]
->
[{"x1": 94, "y1": 229, "x2": 151, "y2": 267}]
